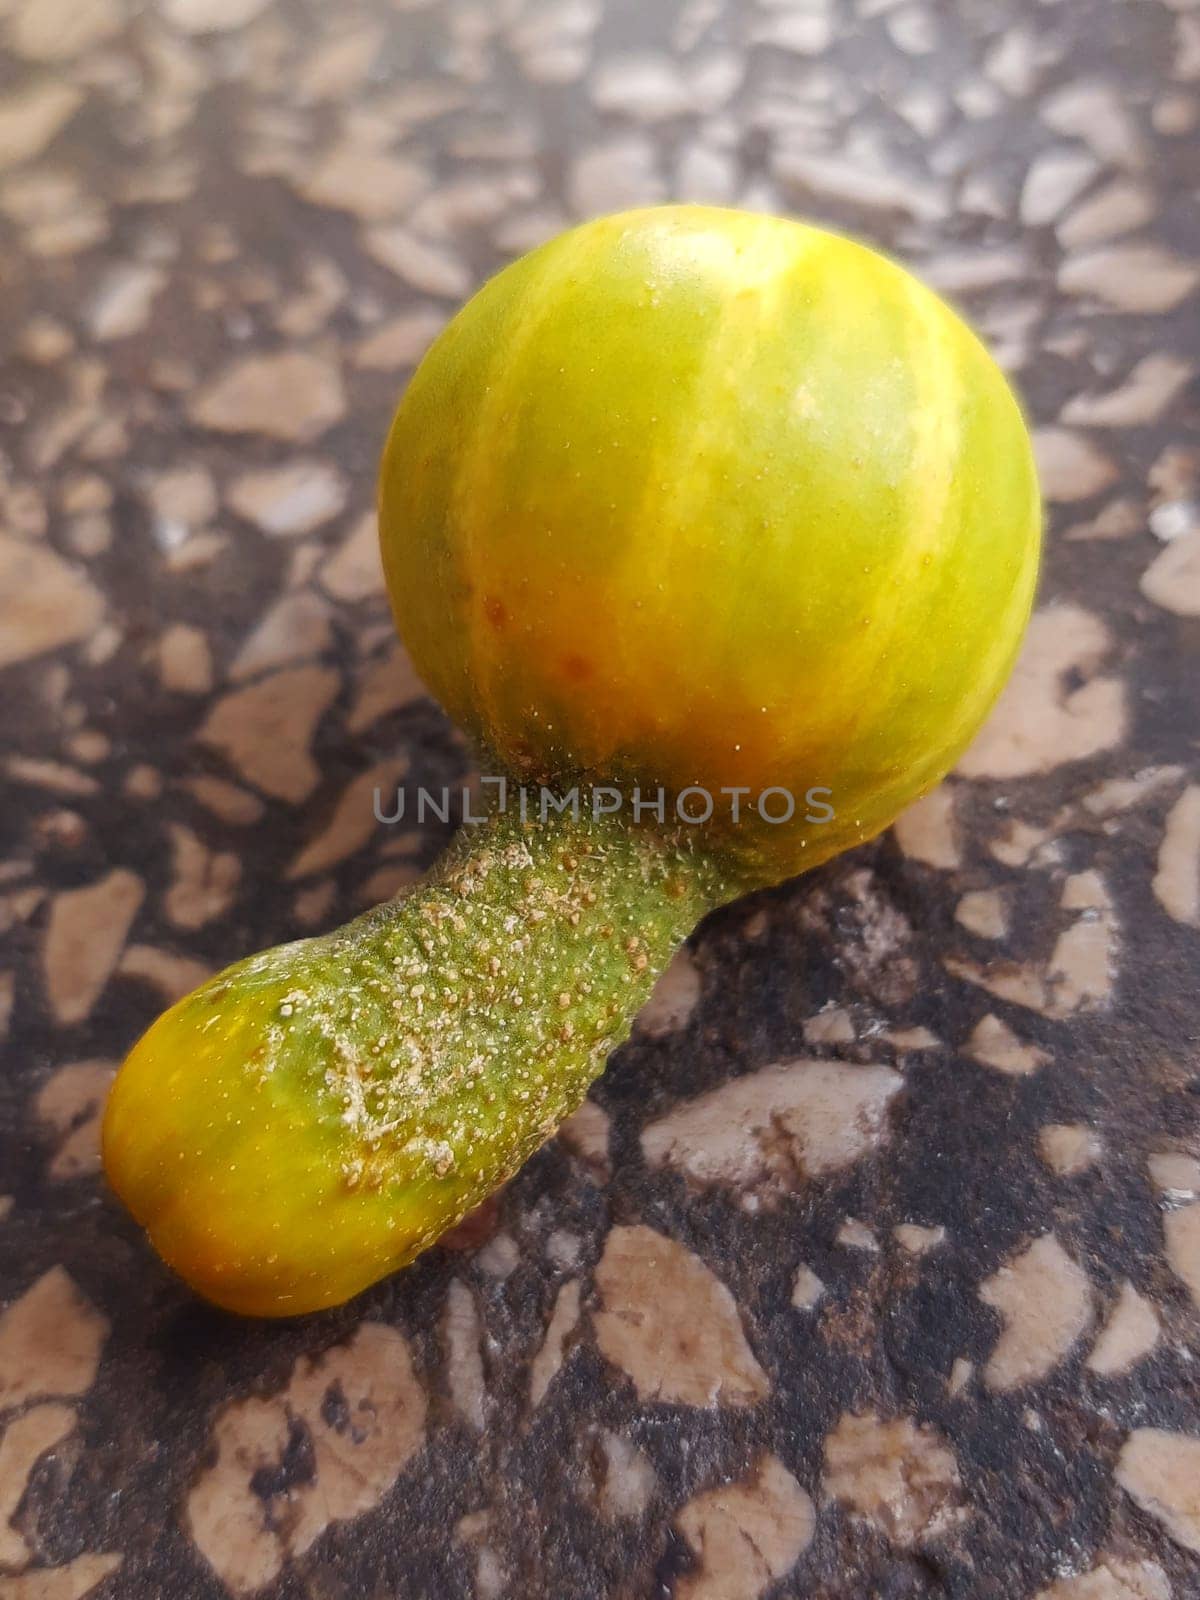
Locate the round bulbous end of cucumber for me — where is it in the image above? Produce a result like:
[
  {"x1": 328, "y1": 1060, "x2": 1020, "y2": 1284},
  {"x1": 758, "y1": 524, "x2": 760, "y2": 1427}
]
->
[{"x1": 380, "y1": 204, "x2": 1041, "y2": 886}]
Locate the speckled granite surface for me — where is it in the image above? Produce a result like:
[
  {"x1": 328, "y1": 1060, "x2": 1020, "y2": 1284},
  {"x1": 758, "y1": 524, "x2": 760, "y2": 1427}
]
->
[{"x1": 1, "y1": 0, "x2": 1199, "y2": 1596}]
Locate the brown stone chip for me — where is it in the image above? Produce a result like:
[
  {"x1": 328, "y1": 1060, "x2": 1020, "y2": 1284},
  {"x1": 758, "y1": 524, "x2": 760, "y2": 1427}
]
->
[
  {"x1": 0, "y1": 1268, "x2": 109, "y2": 1409},
  {"x1": 42, "y1": 870, "x2": 143, "y2": 1025},
  {"x1": 198, "y1": 667, "x2": 339, "y2": 803},
  {"x1": 675, "y1": 1455, "x2": 815, "y2": 1600},
  {"x1": 1117, "y1": 1429, "x2": 1200, "y2": 1555},
  {"x1": 189, "y1": 351, "x2": 346, "y2": 443},
  {"x1": 979, "y1": 1234, "x2": 1094, "y2": 1391},
  {"x1": 592, "y1": 1225, "x2": 768, "y2": 1407},
  {"x1": 822, "y1": 1410, "x2": 965, "y2": 1546},
  {"x1": 642, "y1": 1059, "x2": 901, "y2": 1196},
  {"x1": 0, "y1": 537, "x2": 103, "y2": 670},
  {"x1": 185, "y1": 1323, "x2": 426, "y2": 1594},
  {"x1": 34, "y1": 1061, "x2": 115, "y2": 1180}
]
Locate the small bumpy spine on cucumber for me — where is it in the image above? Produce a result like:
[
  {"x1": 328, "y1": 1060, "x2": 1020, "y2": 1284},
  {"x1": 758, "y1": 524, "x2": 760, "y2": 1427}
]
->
[{"x1": 103, "y1": 802, "x2": 734, "y2": 1316}]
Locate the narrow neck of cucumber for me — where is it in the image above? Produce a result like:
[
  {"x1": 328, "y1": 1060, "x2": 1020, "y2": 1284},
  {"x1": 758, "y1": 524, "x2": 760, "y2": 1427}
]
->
[
  {"x1": 409, "y1": 793, "x2": 739, "y2": 1004},
  {"x1": 325, "y1": 792, "x2": 739, "y2": 1200}
]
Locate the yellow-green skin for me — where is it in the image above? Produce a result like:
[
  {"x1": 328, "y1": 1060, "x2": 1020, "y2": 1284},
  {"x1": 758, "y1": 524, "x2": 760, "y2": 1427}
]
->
[
  {"x1": 381, "y1": 205, "x2": 1041, "y2": 882},
  {"x1": 104, "y1": 207, "x2": 1040, "y2": 1318},
  {"x1": 104, "y1": 809, "x2": 720, "y2": 1316}
]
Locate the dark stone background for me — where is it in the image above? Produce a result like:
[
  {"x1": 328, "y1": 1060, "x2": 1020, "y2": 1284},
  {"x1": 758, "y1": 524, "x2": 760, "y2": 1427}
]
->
[{"x1": 0, "y1": 0, "x2": 1198, "y2": 1596}]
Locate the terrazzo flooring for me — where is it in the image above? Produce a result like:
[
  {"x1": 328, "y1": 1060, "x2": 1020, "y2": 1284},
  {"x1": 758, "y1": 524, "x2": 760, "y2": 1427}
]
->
[{"x1": 1, "y1": 0, "x2": 1199, "y2": 1596}]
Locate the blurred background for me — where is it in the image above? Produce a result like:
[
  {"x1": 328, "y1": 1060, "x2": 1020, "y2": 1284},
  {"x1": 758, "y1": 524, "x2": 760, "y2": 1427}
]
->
[{"x1": 0, "y1": 2, "x2": 1198, "y2": 1598}]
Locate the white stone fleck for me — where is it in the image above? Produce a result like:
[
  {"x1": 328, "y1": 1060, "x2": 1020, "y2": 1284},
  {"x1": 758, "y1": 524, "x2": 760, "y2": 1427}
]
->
[
  {"x1": 199, "y1": 666, "x2": 338, "y2": 803},
  {"x1": 1149, "y1": 1151, "x2": 1200, "y2": 1199},
  {"x1": 296, "y1": 144, "x2": 428, "y2": 221},
  {"x1": 363, "y1": 227, "x2": 472, "y2": 298},
  {"x1": 0, "y1": 1400, "x2": 77, "y2": 1566},
  {"x1": 985, "y1": 27, "x2": 1044, "y2": 97},
  {"x1": 947, "y1": 1358, "x2": 973, "y2": 1397},
  {"x1": 186, "y1": 1323, "x2": 426, "y2": 1593},
  {"x1": 230, "y1": 593, "x2": 332, "y2": 683},
  {"x1": 529, "y1": 1279, "x2": 581, "y2": 1408},
  {"x1": 635, "y1": 947, "x2": 701, "y2": 1037},
  {"x1": 894, "y1": 1224, "x2": 946, "y2": 1255},
  {"x1": 507, "y1": 0, "x2": 600, "y2": 86},
  {"x1": 1045, "y1": 871, "x2": 1118, "y2": 1018},
  {"x1": 1063, "y1": 355, "x2": 1193, "y2": 430},
  {"x1": 1033, "y1": 428, "x2": 1119, "y2": 503},
  {"x1": 791, "y1": 1266, "x2": 825, "y2": 1310},
  {"x1": 893, "y1": 784, "x2": 961, "y2": 869},
  {"x1": 894, "y1": 84, "x2": 947, "y2": 138},
  {"x1": 410, "y1": 174, "x2": 537, "y2": 239},
  {"x1": 955, "y1": 890, "x2": 1008, "y2": 941},
  {"x1": 1154, "y1": 91, "x2": 1199, "y2": 135},
  {"x1": 1042, "y1": 80, "x2": 1144, "y2": 167},
  {"x1": 141, "y1": 465, "x2": 216, "y2": 537},
  {"x1": 295, "y1": 25, "x2": 384, "y2": 103},
  {"x1": 354, "y1": 307, "x2": 447, "y2": 370},
  {"x1": 164, "y1": 0, "x2": 272, "y2": 32},
  {"x1": 1058, "y1": 178, "x2": 1154, "y2": 248},
  {"x1": 0, "y1": 1267, "x2": 109, "y2": 1408},
  {"x1": 227, "y1": 459, "x2": 347, "y2": 538},
  {"x1": 1065, "y1": 498, "x2": 1144, "y2": 544},
  {"x1": 886, "y1": 1026, "x2": 940, "y2": 1051},
  {"x1": 477, "y1": 1232, "x2": 519, "y2": 1279},
  {"x1": 494, "y1": 206, "x2": 570, "y2": 256},
  {"x1": 753, "y1": 8, "x2": 833, "y2": 54},
  {"x1": 885, "y1": 4, "x2": 936, "y2": 54},
  {"x1": 1165, "y1": 1202, "x2": 1200, "y2": 1312},
  {"x1": 43, "y1": 868, "x2": 144, "y2": 1024},
  {"x1": 1141, "y1": 531, "x2": 1200, "y2": 619},
  {"x1": 158, "y1": 622, "x2": 213, "y2": 694},
  {"x1": 287, "y1": 760, "x2": 408, "y2": 882},
  {"x1": 676, "y1": 143, "x2": 737, "y2": 205},
  {"x1": 837, "y1": 1218, "x2": 879, "y2": 1252},
  {"x1": 1035, "y1": 1556, "x2": 1170, "y2": 1600},
  {"x1": 1153, "y1": 785, "x2": 1200, "y2": 925},
  {"x1": 319, "y1": 512, "x2": 384, "y2": 603},
  {"x1": 568, "y1": 136, "x2": 664, "y2": 216},
  {"x1": 803, "y1": 1007, "x2": 855, "y2": 1045},
  {"x1": 1174, "y1": 13, "x2": 1200, "y2": 80},
  {"x1": 558, "y1": 1099, "x2": 610, "y2": 1181},
  {"x1": 1060, "y1": 246, "x2": 1199, "y2": 314},
  {"x1": 86, "y1": 263, "x2": 166, "y2": 342},
  {"x1": 924, "y1": 246, "x2": 1033, "y2": 294},
  {"x1": 442, "y1": 1279, "x2": 485, "y2": 1431},
  {"x1": 590, "y1": 53, "x2": 693, "y2": 120},
  {"x1": 593, "y1": 1428, "x2": 655, "y2": 1521},
  {"x1": 1150, "y1": 501, "x2": 1199, "y2": 543},
  {"x1": 956, "y1": 79, "x2": 1002, "y2": 119},
  {"x1": 773, "y1": 146, "x2": 947, "y2": 221},
  {"x1": 1020, "y1": 149, "x2": 1099, "y2": 227}
]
